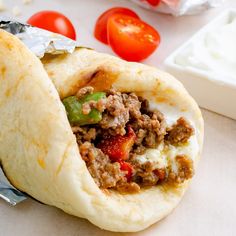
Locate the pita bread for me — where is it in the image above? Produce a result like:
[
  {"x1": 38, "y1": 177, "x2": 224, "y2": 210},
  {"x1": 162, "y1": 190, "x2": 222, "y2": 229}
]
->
[{"x1": 0, "y1": 30, "x2": 203, "y2": 232}]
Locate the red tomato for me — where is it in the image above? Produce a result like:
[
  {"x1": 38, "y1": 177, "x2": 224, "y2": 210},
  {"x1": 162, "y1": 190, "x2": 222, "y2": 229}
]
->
[
  {"x1": 107, "y1": 14, "x2": 160, "y2": 61},
  {"x1": 27, "y1": 11, "x2": 76, "y2": 40},
  {"x1": 146, "y1": 0, "x2": 161, "y2": 6},
  {"x1": 119, "y1": 161, "x2": 133, "y2": 181},
  {"x1": 94, "y1": 7, "x2": 140, "y2": 44}
]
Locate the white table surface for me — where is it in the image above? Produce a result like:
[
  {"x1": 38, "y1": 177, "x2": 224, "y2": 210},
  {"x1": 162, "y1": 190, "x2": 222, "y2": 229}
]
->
[{"x1": 0, "y1": 0, "x2": 236, "y2": 235}]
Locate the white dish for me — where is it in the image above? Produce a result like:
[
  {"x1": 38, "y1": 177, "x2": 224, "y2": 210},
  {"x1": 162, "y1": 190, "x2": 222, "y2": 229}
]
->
[{"x1": 165, "y1": 9, "x2": 236, "y2": 120}]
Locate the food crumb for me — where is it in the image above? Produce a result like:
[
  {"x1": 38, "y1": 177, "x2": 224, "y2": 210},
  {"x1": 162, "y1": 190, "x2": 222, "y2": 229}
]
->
[
  {"x1": 0, "y1": 0, "x2": 6, "y2": 12},
  {"x1": 23, "y1": 0, "x2": 32, "y2": 4},
  {"x1": 12, "y1": 6, "x2": 21, "y2": 16}
]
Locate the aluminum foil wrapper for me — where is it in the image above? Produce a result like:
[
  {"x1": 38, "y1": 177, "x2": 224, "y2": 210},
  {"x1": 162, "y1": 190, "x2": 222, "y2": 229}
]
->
[
  {"x1": 0, "y1": 20, "x2": 79, "y2": 58},
  {"x1": 0, "y1": 20, "x2": 81, "y2": 205},
  {"x1": 0, "y1": 168, "x2": 26, "y2": 205},
  {"x1": 131, "y1": 0, "x2": 224, "y2": 16}
]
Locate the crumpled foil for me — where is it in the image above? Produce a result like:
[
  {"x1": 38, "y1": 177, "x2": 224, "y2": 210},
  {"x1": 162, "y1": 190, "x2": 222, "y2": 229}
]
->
[
  {"x1": 0, "y1": 19, "x2": 81, "y2": 205},
  {"x1": 131, "y1": 0, "x2": 224, "y2": 16},
  {"x1": 0, "y1": 168, "x2": 26, "y2": 205},
  {"x1": 0, "y1": 20, "x2": 79, "y2": 58}
]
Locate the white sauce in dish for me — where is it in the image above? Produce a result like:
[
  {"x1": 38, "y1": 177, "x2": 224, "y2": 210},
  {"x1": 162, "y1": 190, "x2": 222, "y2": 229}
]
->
[{"x1": 175, "y1": 16, "x2": 236, "y2": 82}]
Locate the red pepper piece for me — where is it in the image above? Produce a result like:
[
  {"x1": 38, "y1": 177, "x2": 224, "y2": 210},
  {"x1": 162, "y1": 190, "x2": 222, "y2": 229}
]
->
[
  {"x1": 119, "y1": 161, "x2": 133, "y2": 182},
  {"x1": 97, "y1": 127, "x2": 136, "y2": 162},
  {"x1": 154, "y1": 169, "x2": 166, "y2": 180}
]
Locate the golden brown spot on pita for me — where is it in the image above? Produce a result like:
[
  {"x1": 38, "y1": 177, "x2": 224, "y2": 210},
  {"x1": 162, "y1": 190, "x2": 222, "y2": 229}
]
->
[
  {"x1": 32, "y1": 138, "x2": 48, "y2": 154},
  {"x1": 164, "y1": 88, "x2": 175, "y2": 95},
  {"x1": 5, "y1": 89, "x2": 11, "y2": 97},
  {"x1": 156, "y1": 97, "x2": 168, "y2": 103},
  {"x1": 56, "y1": 141, "x2": 73, "y2": 176},
  {"x1": 48, "y1": 71, "x2": 54, "y2": 77},
  {"x1": 5, "y1": 75, "x2": 24, "y2": 97},
  {"x1": 154, "y1": 96, "x2": 176, "y2": 106},
  {"x1": 152, "y1": 84, "x2": 177, "y2": 106},
  {"x1": 37, "y1": 158, "x2": 46, "y2": 169},
  {"x1": 87, "y1": 69, "x2": 118, "y2": 92},
  {"x1": 7, "y1": 41, "x2": 14, "y2": 50},
  {"x1": 60, "y1": 70, "x2": 97, "y2": 98},
  {"x1": 181, "y1": 108, "x2": 188, "y2": 112},
  {"x1": 1, "y1": 66, "x2": 6, "y2": 78},
  {"x1": 61, "y1": 68, "x2": 119, "y2": 98}
]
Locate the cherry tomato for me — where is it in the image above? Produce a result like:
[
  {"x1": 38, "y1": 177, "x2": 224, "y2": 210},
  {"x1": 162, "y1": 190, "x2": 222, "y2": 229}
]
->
[
  {"x1": 119, "y1": 161, "x2": 133, "y2": 181},
  {"x1": 27, "y1": 11, "x2": 76, "y2": 40},
  {"x1": 94, "y1": 7, "x2": 140, "y2": 44},
  {"x1": 107, "y1": 14, "x2": 160, "y2": 61},
  {"x1": 146, "y1": 0, "x2": 161, "y2": 6}
]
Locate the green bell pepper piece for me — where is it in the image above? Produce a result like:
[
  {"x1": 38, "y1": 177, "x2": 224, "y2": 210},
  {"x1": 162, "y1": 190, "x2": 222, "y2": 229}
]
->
[
  {"x1": 80, "y1": 92, "x2": 106, "y2": 103},
  {"x1": 62, "y1": 92, "x2": 106, "y2": 126}
]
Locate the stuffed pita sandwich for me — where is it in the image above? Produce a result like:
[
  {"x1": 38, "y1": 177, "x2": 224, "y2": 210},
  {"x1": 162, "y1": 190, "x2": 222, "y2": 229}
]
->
[{"x1": 0, "y1": 30, "x2": 203, "y2": 232}]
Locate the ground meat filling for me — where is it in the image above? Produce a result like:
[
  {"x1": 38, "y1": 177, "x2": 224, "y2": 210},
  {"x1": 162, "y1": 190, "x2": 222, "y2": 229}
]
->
[
  {"x1": 80, "y1": 142, "x2": 125, "y2": 189},
  {"x1": 130, "y1": 110, "x2": 166, "y2": 154},
  {"x1": 131, "y1": 161, "x2": 165, "y2": 186},
  {"x1": 165, "y1": 117, "x2": 194, "y2": 145},
  {"x1": 76, "y1": 86, "x2": 94, "y2": 98},
  {"x1": 168, "y1": 155, "x2": 194, "y2": 183},
  {"x1": 99, "y1": 91, "x2": 129, "y2": 135},
  {"x1": 69, "y1": 87, "x2": 195, "y2": 193}
]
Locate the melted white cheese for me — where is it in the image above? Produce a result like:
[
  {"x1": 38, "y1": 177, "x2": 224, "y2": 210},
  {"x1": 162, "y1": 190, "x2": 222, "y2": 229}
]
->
[
  {"x1": 135, "y1": 101, "x2": 199, "y2": 173},
  {"x1": 136, "y1": 144, "x2": 167, "y2": 169}
]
